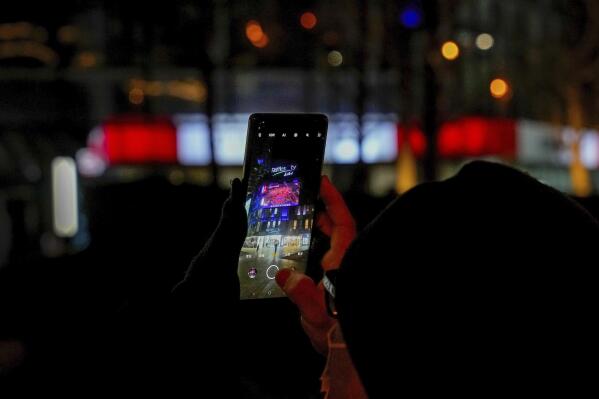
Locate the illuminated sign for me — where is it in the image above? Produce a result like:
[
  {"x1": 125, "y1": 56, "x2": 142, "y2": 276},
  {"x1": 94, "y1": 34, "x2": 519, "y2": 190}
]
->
[{"x1": 271, "y1": 164, "x2": 297, "y2": 177}]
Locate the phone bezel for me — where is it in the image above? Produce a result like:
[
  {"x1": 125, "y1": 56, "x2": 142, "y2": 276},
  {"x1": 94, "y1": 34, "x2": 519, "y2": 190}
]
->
[{"x1": 239, "y1": 113, "x2": 328, "y2": 301}]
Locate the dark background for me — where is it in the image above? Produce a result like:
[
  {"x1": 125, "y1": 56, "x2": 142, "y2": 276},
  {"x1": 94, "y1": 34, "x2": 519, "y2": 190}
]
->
[{"x1": 1, "y1": 1, "x2": 599, "y2": 397}]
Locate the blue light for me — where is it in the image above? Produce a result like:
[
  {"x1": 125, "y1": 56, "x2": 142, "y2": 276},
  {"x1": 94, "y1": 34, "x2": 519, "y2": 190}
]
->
[{"x1": 400, "y1": 6, "x2": 422, "y2": 29}]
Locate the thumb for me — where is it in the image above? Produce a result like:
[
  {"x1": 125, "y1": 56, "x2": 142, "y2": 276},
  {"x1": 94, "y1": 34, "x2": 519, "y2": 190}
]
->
[
  {"x1": 215, "y1": 178, "x2": 247, "y2": 249},
  {"x1": 184, "y1": 178, "x2": 247, "y2": 282}
]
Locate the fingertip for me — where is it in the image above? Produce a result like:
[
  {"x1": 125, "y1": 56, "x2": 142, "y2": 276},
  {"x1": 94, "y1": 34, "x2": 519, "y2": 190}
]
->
[
  {"x1": 320, "y1": 175, "x2": 335, "y2": 195},
  {"x1": 230, "y1": 178, "x2": 241, "y2": 192},
  {"x1": 275, "y1": 268, "x2": 293, "y2": 288}
]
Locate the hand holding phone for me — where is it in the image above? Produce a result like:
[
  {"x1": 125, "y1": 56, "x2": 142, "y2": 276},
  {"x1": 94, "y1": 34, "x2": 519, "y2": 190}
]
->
[
  {"x1": 275, "y1": 176, "x2": 356, "y2": 352},
  {"x1": 275, "y1": 176, "x2": 363, "y2": 397}
]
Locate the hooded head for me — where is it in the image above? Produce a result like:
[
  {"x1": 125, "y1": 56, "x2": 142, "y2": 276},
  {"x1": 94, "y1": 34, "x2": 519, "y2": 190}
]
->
[{"x1": 336, "y1": 161, "x2": 599, "y2": 397}]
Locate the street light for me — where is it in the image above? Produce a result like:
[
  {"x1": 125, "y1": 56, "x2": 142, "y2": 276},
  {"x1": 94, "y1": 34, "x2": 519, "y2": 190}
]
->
[
  {"x1": 490, "y1": 78, "x2": 509, "y2": 99},
  {"x1": 441, "y1": 41, "x2": 460, "y2": 60}
]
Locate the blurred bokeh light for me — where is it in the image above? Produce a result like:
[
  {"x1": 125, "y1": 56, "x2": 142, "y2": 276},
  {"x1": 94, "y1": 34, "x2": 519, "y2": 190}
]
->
[{"x1": 441, "y1": 40, "x2": 460, "y2": 60}]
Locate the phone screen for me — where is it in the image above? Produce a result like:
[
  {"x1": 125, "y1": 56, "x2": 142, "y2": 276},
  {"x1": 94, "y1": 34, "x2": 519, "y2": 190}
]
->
[{"x1": 238, "y1": 114, "x2": 328, "y2": 300}]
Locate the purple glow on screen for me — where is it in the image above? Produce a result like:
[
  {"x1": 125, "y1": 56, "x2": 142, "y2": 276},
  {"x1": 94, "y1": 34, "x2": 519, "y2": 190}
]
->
[{"x1": 259, "y1": 179, "x2": 300, "y2": 208}]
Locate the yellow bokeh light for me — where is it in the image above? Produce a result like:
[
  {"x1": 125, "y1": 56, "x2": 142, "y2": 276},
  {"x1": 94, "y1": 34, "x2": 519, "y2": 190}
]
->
[
  {"x1": 490, "y1": 78, "x2": 509, "y2": 99},
  {"x1": 475, "y1": 33, "x2": 494, "y2": 50},
  {"x1": 57, "y1": 25, "x2": 79, "y2": 44},
  {"x1": 129, "y1": 88, "x2": 144, "y2": 105},
  {"x1": 327, "y1": 50, "x2": 343, "y2": 67},
  {"x1": 77, "y1": 51, "x2": 97, "y2": 68},
  {"x1": 441, "y1": 41, "x2": 459, "y2": 60},
  {"x1": 0, "y1": 41, "x2": 58, "y2": 66}
]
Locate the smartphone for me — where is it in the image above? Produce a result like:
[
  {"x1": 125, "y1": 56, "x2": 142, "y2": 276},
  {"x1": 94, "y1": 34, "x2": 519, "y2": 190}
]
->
[{"x1": 238, "y1": 113, "x2": 328, "y2": 300}]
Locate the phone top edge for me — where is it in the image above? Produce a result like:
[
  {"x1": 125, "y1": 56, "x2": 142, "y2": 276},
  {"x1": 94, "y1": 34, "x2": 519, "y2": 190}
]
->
[{"x1": 249, "y1": 113, "x2": 328, "y2": 122}]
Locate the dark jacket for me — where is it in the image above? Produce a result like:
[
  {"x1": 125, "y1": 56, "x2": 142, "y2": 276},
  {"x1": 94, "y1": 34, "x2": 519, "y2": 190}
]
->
[{"x1": 337, "y1": 161, "x2": 599, "y2": 397}]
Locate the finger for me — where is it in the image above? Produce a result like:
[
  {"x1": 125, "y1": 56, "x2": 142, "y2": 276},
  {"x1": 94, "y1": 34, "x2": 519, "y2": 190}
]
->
[
  {"x1": 319, "y1": 176, "x2": 356, "y2": 270},
  {"x1": 216, "y1": 178, "x2": 248, "y2": 248},
  {"x1": 320, "y1": 176, "x2": 356, "y2": 231},
  {"x1": 183, "y1": 179, "x2": 247, "y2": 284},
  {"x1": 230, "y1": 178, "x2": 244, "y2": 203},
  {"x1": 321, "y1": 223, "x2": 356, "y2": 270},
  {"x1": 222, "y1": 181, "x2": 238, "y2": 214},
  {"x1": 321, "y1": 246, "x2": 350, "y2": 270},
  {"x1": 316, "y1": 212, "x2": 334, "y2": 237},
  {"x1": 275, "y1": 269, "x2": 331, "y2": 328}
]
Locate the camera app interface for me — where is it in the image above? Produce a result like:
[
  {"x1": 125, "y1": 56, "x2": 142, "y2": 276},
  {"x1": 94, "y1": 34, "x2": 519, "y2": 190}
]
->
[{"x1": 239, "y1": 119, "x2": 326, "y2": 300}]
